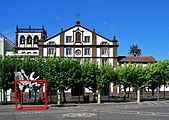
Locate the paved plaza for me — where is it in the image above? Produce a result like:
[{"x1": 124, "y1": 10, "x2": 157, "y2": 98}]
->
[{"x1": 0, "y1": 101, "x2": 169, "y2": 120}]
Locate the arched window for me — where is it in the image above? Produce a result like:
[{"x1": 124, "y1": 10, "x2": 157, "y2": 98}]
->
[
  {"x1": 75, "y1": 32, "x2": 81, "y2": 42},
  {"x1": 27, "y1": 36, "x2": 32, "y2": 44},
  {"x1": 34, "y1": 36, "x2": 39, "y2": 44},
  {"x1": 20, "y1": 35, "x2": 25, "y2": 44}
]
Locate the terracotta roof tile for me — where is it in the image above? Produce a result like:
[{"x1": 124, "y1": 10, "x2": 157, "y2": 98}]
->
[{"x1": 118, "y1": 56, "x2": 156, "y2": 63}]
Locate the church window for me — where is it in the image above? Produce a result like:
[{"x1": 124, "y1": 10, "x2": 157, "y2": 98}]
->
[
  {"x1": 101, "y1": 41, "x2": 108, "y2": 45},
  {"x1": 101, "y1": 48, "x2": 107, "y2": 55},
  {"x1": 75, "y1": 32, "x2": 81, "y2": 42},
  {"x1": 34, "y1": 36, "x2": 39, "y2": 44},
  {"x1": 27, "y1": 36, "x2": 32, "y2": 44},
  {"x1": 48, "y1": 48, "x2": 55, "y2": 55},
  {"x1": 66, "y1": 36, "x2": 72, "y2": 43},
  {"x1": 48, "y1": 41, "x2": 55, "y2": 45},
  {"x1": 20, "y1": 35, "x2": 25, "y2": 44},
  {"x1": 66, "y1": 48, "x2": 72, "y2": 55},
  {"x1": 84, "y1": 48, "x2": 90, "y2": 55},
  {"x1": 101, "y1": 59, "x2": 107, "y2": 65},
  {"x1": 84, "y1": 36, "x2": 90, "y2": 43}
]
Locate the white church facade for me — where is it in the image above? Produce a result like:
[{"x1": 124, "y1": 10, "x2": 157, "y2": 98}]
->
[{"x1": 14, "y1": 21, "x2": 118, "y2": 68}]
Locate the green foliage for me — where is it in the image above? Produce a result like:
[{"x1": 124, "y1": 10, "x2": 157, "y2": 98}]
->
[
  {"x1": 116, "y1": 63, "x2": 134, "y2": 88},
  {"x1": 96, "y1": 63, "x2": 115, "y2": 89},
  {"x1": 0, "y1": 55, "x2": 169, "y2": 96},
  {"x1": 145, "y1": 60, "x2": 169, "y2": 89},
  {"x1": 43, "y1": 57, "x2": 81, "y2": 91},
  {"x1": 81, "y1": 61, "x2": 98, "y2": 92},
  {"x1": 0, "y1": 56, "x2": 16, "y2": 90}
]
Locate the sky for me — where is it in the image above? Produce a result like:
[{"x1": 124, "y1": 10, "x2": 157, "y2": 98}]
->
[{"x1": 0, "y1": 0, "x2": 169, "y2": 60}]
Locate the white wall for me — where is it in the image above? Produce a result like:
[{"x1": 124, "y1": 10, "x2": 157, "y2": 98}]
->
[{"x1": 96, "y1": 36, "x2": 113, "y2": 45}]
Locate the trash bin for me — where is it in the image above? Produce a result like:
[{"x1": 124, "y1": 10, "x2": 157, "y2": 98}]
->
[{"x1": 83, "y1": 95, "x2": 89, "y2": 103}]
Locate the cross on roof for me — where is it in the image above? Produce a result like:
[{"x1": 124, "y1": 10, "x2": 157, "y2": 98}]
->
[{"x1": 76, "y1": 12, "x2": 80, "y2": 20}]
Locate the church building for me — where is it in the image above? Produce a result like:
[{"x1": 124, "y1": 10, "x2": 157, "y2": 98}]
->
[
  {"x1": 14, "y1": 20, "x2": 118, "y2": 67},
  {"x1": 12, "y1": 20, "x2": 156, "y2": 100}
]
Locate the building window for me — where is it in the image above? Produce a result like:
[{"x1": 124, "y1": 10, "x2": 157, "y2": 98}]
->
[
  {"x1": 101, "y1": 41, "x2": 108, "y2": 45},
  {"x1": 27, "y1": 52, "x2": 31, "y2": 54},
  {"x1": 101, "y1": 48, "x2": 107, "y2": 55},
  {"x1": 84, "y1": 48, "x2": 90, "y2": 55},
  {"x1": 84, "y1": 36, "x2": 90, "y2": 43},
  {"x1": 20, "y1": 36, "x2": 25, "y2": 44},
  {"x1": 33, "y1": 52, "x2": 37, "y2": 54},
  {"x1": 34, "y1": 36, "x2": 39, "y2": 44},
  {"x1": 102, "y1": 59, "x2": 107, "y2": 65},
  {"x1": 66, "y1": 48, "x2": 72, "y2": 55},
  {"x1": 66, "y1": 36, "x2": 72, "y2": 43},
  {"x1": 75, "y1": 32, "x2": 81, "y2": 42},
  {"x1": 48, "y1": 41, "x2": 55, "y2": 45},
  {"x1": 27, "y1": 36, "x2": 32, "y2": 44},
  {"x1": 48, "y1": 48, "x2": 55, "y2": 55}
]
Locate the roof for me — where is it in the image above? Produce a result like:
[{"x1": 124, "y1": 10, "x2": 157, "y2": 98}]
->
[
  {"x1": 0, "y1": 33, "x2": 15, "y2": 45},
  {"x1": 45, "y1": 21, "x2": 116, "y2": 42},
  {"x1": 118, "y1": 56, "x2": 156, "y2": 63}
]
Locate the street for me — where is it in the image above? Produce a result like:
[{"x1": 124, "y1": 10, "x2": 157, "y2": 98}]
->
[{"x1": 0, "y1": 101, "x2": 169, "y2": 120}]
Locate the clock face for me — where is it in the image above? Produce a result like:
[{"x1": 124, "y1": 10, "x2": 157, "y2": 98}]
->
[{"x1": 75, "y1": 49, "x2": 81, "y2": 55}]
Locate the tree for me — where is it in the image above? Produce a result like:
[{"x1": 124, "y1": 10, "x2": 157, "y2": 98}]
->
[
  {"x1": 116, "y1": 63, "x2": 134, "y2": 101},
  {"x1": 145, "y1": 60, "x2": 169, "y2": 100},
  {"x1": 129, "y1": 45, "x2": 141, "y2": 57},
  {"x1": 132, "y1": 64, "x2": 147, "y2": 103},
  {"x1": 96, "y1": 64, "x2": 116, "y2": 103},
  {"x1": 81, "y1": 61, "x2": 98, "y2": 102},
  {"x1": 0, "y1": 56, "x2": 17, "y2": 103},
  {"x1": 43, "y1": 57, "x2": 81, "y2": 105}
]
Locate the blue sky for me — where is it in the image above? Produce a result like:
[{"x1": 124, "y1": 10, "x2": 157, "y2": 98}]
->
[{"x1": 0, "y1": 0, "x2": 169, "y2": 60}]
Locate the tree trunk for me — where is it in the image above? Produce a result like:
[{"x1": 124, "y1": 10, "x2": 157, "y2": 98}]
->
[
  {"x1": 164, "y1": 84, "x2": 165, "y2": 99},
  {"x1": 97, "y1": 88, "x2": 102, "y2": 104},
  {"x1": 0, "y1": 89, "x2": 2, "y2": 103},
  {"x1": 157, "y1": 84, "x2": 160, "y2": 101},
  {"x1": 123, "y1": 86, "x2": 126, "y2": 101},
  {"x1": 137, "y1": 87, "x2": 140, "y2": 103},
  {"x1": 63, "y1": 90, "x2": 66, "y2": 103},
  {"x1": 57, "y1": 90, "x2": 61, "y2": 105},
  {"x1": 61, "y1": 90, "x2": 66, "y2": 103},
  {"x1": 93, "y1": 92, "x2": 97, "y2": 102},
  {"x1": 128, "y1": 86, "x2": 130, "y2": 98},
  {"x1": 152, "y1": 89, "x2": 155, "y2": 98},
  {"x1": 3, "y1": 90, "x2": 7, "y2": 104}
]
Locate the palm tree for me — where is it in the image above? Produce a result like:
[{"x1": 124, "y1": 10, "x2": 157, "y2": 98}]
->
[{"x1": 129, "y1": 45, "x2": 141, "y2": 57}]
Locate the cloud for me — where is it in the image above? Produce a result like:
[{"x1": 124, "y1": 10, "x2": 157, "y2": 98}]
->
[
  {"x1": 94, "y1": 18, "x2": 99, "y2": 21},
  {"x1": 103, "y1": 21, "x2": 108, "y2": 25},
  {"x1": 110, "y1": 25, "x2": 115, "y2": 29},
  {"x1": 55, "y1": 16, "x2": 60, "y2": 21}
]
